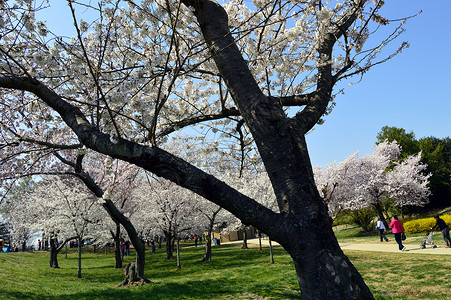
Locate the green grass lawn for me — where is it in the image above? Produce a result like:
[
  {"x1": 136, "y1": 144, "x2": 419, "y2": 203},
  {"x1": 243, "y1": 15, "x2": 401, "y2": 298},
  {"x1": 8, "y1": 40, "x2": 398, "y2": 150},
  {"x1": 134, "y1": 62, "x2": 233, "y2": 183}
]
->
[{"x1": 0, "y1": 241, "x2": 450, "y2": 299}]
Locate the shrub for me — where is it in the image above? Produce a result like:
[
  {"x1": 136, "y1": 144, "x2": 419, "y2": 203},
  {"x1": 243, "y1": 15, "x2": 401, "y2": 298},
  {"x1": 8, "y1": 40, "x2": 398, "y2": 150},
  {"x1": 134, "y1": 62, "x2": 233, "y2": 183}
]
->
[{"x1": 404, "y1": 214, "x2": 451, "y2": 233}]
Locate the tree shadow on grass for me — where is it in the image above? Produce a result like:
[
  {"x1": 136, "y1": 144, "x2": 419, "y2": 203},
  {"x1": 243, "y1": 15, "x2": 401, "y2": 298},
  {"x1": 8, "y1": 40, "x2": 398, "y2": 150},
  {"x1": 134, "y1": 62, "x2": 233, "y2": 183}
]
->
[{"x1": 2, "y1": 279, "x2": 301, "y2": 300}]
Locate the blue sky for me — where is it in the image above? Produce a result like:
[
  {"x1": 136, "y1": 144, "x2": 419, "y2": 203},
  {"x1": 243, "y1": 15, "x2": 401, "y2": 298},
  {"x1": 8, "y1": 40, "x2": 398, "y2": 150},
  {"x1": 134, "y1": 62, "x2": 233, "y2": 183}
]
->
[
  {"x1": 306, "y1": 0, "x2": 451, "y2": 167},
  {"x1": 38, "y1": 0, "x2": 450, "y2": 167}
]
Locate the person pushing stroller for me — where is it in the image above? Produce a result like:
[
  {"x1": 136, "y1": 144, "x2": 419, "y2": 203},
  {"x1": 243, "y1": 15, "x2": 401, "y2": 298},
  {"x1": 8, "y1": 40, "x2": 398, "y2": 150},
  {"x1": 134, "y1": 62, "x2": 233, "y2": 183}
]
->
[{"x1": 431, "y1": 215, "x2": 451, "y2": 248}]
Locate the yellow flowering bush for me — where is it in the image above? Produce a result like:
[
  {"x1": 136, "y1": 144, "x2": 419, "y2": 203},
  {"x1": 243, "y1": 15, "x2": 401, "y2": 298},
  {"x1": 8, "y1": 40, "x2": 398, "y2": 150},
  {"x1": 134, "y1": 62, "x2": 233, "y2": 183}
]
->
[{"x1": 403, "y1": 214, "x2": 451, "y2": 233}]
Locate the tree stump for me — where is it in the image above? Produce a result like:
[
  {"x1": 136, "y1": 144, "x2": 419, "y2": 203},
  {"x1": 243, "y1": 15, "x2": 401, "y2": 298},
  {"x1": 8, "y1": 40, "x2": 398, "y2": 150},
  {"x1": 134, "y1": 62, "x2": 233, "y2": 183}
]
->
[{"x1": 119, "y1": 263, "x2": 150, "y2": 287}]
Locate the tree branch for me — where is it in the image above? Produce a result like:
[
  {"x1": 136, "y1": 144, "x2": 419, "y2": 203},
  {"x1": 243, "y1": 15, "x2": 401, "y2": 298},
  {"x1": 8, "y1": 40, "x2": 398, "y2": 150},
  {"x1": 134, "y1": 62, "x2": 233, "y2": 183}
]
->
[
  {"x1": 0, "y1": 75, "x2": 288, "y2": 241},
  {"x1": 157, "y1": 107, "x2": 240, "y2": 138}
]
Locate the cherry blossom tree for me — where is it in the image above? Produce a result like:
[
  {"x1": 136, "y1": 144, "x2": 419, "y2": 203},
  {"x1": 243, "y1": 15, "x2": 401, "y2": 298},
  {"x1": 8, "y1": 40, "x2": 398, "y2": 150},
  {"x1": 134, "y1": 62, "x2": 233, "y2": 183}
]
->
[
  {"x1": 386, "y1": 152, "x2": 431, "y2": 215},
  {"x1": 132, "y1": 175, "x2": 204, "y2": 261},
  {"x1": 315, "y1": 141, "x2": 430, "y2": 228},
  {"x1": 0, "y1": 136, "x2": 149, "y2": 281},
  {"x1": 0, "y1": 0, "x2": 416, "y2": 298},
  {"x1": 8, "y1": 176, "x2": 108, "y2": 277},
  {"x1": 0, "y1": 177, "x2": 35, "y2": 251}
]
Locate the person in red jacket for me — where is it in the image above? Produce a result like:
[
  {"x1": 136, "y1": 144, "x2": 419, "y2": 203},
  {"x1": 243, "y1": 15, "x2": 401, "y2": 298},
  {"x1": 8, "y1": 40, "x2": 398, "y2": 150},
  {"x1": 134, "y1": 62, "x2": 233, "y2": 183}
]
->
[{"x1": 389, "y1": 215, "x2": 406, "y2": 252}]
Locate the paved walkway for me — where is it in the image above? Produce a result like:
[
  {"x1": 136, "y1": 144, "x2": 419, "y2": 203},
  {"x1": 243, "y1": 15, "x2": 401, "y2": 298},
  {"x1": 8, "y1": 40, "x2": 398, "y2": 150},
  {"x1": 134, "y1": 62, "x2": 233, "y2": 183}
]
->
[
  {"x1": 339, "y1": 242, "x2": 451, "y2": 254},
  {"x1": 239, "y1": 238, "x2": 451, "y2": 255}
]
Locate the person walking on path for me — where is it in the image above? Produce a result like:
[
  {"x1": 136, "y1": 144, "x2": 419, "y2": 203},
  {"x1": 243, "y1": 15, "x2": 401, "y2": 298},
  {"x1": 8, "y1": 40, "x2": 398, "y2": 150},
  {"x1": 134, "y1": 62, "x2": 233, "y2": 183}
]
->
[
  {"x1": 389, "y1": 215, "x2": 406, "y2": 252},
  {"x1": 432, "y1": 215, "x2": 451, "y2": 248},
  {"x1": 376, "y1": 218, "x2": 389, "y2": 242}
]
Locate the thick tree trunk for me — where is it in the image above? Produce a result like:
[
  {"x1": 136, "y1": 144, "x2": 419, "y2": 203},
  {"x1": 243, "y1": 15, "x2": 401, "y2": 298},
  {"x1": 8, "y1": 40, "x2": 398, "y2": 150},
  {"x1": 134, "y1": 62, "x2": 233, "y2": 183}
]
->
[
  {"x1": 202, "y1": 230, "x2": 212, "y2": 261},
  {"x1": 0, "y1": 1, "x2": 373, "y2": 296},
  {"x1": 58, "y1": 157, "x2": 147, "y2": 281},
  {"x1": 49, "y1": 237, "x2": 74, "y2": 269},
  {"x1": 164, "y1": 231, "x2": 174, "y2": 260},
  {"x1": 119, "y1": 263, "x2": 148, "y2": 286},
  {"x1": 179, "y1": 2, "x2": 374, "y2": 298},
  {"x1": 287, "y1": 224, "x2": 372, "y2": 299},
  {"x1": 73, "y1": 172, "x2": 148, "y2": 280},
  {"x1": 49, "y1": 238, "x2": 60, "y2": 268},
  {"x1": 101, "y1": 200, "x2": 147, "y2": 279}
]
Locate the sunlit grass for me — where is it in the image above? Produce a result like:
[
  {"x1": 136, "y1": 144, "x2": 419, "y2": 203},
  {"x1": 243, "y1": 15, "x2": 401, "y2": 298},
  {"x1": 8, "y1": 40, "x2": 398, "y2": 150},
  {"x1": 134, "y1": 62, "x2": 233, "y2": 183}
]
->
[{"x1": 0, "y1": 241, "x2": 450, "y2": 299}]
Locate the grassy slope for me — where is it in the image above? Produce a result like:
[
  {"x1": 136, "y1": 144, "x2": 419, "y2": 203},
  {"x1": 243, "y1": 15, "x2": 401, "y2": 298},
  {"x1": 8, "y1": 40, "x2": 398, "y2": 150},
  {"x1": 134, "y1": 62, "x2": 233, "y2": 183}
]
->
[{"x1": 0, "y1": 235, "x2": 450, "y2": 299}]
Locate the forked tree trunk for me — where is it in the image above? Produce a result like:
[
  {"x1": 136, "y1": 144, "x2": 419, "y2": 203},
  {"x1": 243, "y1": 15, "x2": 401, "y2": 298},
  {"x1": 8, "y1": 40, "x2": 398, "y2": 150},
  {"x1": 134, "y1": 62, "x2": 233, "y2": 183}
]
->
[
  {"x1": 49, "y1": 237, "x2": 74, "y2": 269},
  {"x1": 202, "y1": 208, "x2": 220, "y2": 261},
  {"x1": 178, "y1": 2, "x2": 375, "y2": 298},
  {"x1": 2, "y1": 0, "x2": 374, "y2": 296}
]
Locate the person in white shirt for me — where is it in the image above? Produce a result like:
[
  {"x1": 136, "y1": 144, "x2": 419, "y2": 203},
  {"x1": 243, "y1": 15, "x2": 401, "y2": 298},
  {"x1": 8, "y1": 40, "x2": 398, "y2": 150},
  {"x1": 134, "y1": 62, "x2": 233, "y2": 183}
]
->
[{"x1": 376, "y1": 218, "x2": 389, "y2": 242}]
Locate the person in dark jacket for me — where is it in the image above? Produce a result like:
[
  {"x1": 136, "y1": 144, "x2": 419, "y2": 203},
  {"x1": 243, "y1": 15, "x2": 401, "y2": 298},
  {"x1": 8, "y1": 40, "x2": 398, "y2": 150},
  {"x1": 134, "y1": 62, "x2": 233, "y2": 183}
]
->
[{"x1": 432, "y1": 215, "x2": 451, "y2": 248}]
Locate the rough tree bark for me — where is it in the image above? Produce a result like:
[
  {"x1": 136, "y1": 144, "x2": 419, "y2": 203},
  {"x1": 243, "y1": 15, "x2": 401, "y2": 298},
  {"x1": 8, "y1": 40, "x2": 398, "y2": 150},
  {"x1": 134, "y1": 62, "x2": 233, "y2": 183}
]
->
[
  {"x1": 202, "y1": 232, "x2": 212, "y2": 262},
  {"x1": 120, "y1": 263, "x2": 147, "y2": 286},
  {"x1": 49, "y1": 238, "x2": 59, "y2": 268},
  {"x1": 0, "y1": 0, "x2": 375, "y2": 298},
  {"x1": 164, "y1": 230, "x2": 175, "y2": 260},
  {"x1": 49, "y1": 237, "x2": 74, "y2": 268},
  {"x1": 178, "y1": 1, "x2": 374, "y2": 298}
]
